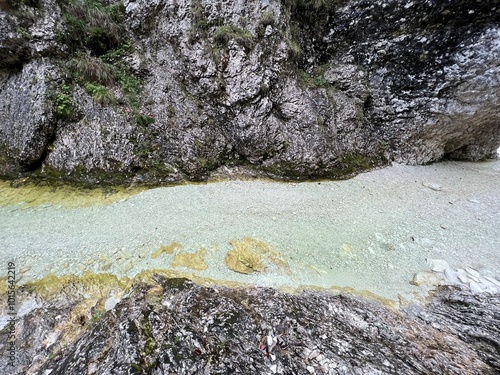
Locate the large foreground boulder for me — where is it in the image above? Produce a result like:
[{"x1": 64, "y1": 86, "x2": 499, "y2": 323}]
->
[{"x1": 0, "y1": 274, "x2": 498, "y2": 374}]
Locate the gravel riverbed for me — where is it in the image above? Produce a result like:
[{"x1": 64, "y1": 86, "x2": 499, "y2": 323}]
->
[{"x1": 1, "y1": 160, "x2": 499, "y2": 301}]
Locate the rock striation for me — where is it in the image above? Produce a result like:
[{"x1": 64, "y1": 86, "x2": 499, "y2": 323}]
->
[{"x1": 1, "y1": 0, "x2": 499, "y2": 184}]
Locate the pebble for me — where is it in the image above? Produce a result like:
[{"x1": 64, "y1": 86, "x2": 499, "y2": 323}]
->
[
  {"x1": 123, "y1": 263, "x2": 133, "y2": 272},
  {"x1": 423, "y1": 265, "x2": 500, "y2": 295},
  {"x1": 469, "y1": 281, "x2": 484, "y2": 294},
  {"x1": 307, "y1": 366, "x2": 315, "y2": 374},
  {"x1": 444, "y1": 268, "x2": 459, "y2": 284},
  {"x1": 484, "y1": 276, "x2": 500, "y2": 288},
  {"x1": 105, "y1": 293, "x2": 120, "y2": 311},
  {"x1": 101, "y1": 262, "x2": 112, "y2": 271},
  {"x1": 410, "y1": 272, "x2": 441, "y2": 286},
  {"x1": 427, "y1": 258, "x2": 450, "y2": 272},
  {"x1": 423, "y1": 182, "x2": 442, "y2": 191},
  {"x1": 465, "y1": 267, "x2": 480, "y2": 278}
]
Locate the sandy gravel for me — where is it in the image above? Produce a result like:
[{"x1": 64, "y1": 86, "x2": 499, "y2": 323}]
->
[{"x1": 0, "y1": 160, "x2": 499, "y2": 301}]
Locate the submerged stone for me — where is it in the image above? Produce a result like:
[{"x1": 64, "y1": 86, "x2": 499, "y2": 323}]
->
[
  {"x1": 171, "y1": 247, "x2": 208, "y2": 271},
  {"x1": 151, "y1": 242, "x2": 183, "y2": 259},
  {"x1": 224, "y1": 237, "x2": 289, "y2": 274}
]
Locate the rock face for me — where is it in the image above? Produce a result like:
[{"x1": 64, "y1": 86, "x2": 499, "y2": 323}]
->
[
  {"x1": 1, "y1": 0, "x2": 499, "y2": 183},
  {"x1": 0, "y1": 275, "x2": 498, "y2": 374}
]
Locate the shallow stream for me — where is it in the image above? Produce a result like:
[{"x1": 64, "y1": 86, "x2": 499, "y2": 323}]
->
[{"x1": 1, "y1": 160, "x2": 499, "y2": 301}]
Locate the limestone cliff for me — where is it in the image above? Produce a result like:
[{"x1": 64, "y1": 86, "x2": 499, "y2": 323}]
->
[{"x1": 1, "y1": 0, "x2": 499, "y2": 184}]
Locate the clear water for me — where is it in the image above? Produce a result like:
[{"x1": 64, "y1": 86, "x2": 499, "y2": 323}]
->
[{"x1": 1, "y1": 160, "x2": 499, "y2": 301}]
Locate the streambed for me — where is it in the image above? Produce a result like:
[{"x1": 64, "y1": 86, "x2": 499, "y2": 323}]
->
[{"x1": 1, "y1": 160, "x2": 499, "y2": 301}]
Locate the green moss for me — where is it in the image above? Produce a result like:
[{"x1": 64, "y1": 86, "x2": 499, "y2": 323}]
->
[
  {"x1": 213, "y1": 25, "x2": 255, "y2": 51},
  {"x1": 167, "y1": 104, "x2": 176, "y2": 117},
  {"x1": 90, "y1": 309, "x2": 105, "y2": 324},
  {"x1": 338, "y1": 152, "x2": 370, "y2": 172},
  {"x1": 84, "y1": 83, "x2": 116, "y2": 105},
  {"x1": 134, "y1": 113, "x2": 155, "y2": 127},
  {"x1": 189, "y1": 0, "x2": 212, "y2": 42},
  {"x1": 286, "y1": 38, "x2": 302, "y2": 61},
  {"x1": 54, "y1": 83, "x2": 75, "y2": 120},
  {"x1": 53, "y1": 2, "x2": 152, "y2": 126},
  {"x1": 296, "y1": 67, "x2": 331, "y2": 88},
  {"x1": 67, "y1": 55, "x2": 115, "y2": 85},
  {"x1": 256, "y1": 12, "x2": 276, "y2": 38}
]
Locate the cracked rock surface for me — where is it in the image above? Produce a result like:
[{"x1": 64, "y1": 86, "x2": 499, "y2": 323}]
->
[
  {"x1": 0, "y1": 275, "x2": 498, "y2": 374},
  {"x1": 1, "y1": 0, "x2": 499, "y2": 184}
]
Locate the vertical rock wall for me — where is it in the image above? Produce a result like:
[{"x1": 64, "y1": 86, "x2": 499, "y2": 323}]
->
[{"x1": 0, "y1": 0, "x2": 499, "y2": 184}]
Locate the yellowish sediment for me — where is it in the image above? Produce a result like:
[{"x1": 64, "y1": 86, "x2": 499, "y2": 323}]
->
[
  {"x1": 151, "y1": 242, "x2": 183, "y2": 259},
  {"x1": 171, "y1": 247, "x2": 209, "y2": 270},
  {"x1": 0, "y1": 179, "x2": 144, "y2": 208},
  {"x1": 8, "y1": 273, "x2": 131, "y2": 348},
  {"x1": 224, "y1": 237, "x2": 289, "y2": 274}
]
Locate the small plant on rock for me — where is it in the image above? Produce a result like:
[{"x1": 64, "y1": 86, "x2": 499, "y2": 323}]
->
[
  {"x1": 54, "y1": 83, "x2": 74, "y2": 119},
  {"x1": 84, "y1": 83, "x2": 116, "y2": 105}
]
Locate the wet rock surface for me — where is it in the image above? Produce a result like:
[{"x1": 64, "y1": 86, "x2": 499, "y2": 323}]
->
[
  {"x1": 0, "y1": 275, "x2": 498, "y2": 374},
  {"x1": 0, "y1": 0, "x2": 499, "y2": 184}
]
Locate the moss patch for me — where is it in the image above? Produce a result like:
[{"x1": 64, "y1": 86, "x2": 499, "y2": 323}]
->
[
  {"x1": 25, "y1": 272, "x2": 128, "y2": 300},
  {"x1": 224, "y1": 237, "x2": 289, "y2": 274},
  {"x1": 151, "y1": 242, "x2": 183, "y2": 259},
  {"x1": 0, "y1": 178, "x2": 144, "y2": 208},
  {"x1": 171, "y1": 248, "x2": 208, "y2": 271}
]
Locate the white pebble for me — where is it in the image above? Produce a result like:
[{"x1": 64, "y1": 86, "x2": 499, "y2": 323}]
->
[
  {"x1": 427, "y1": 258, "x2": 450, "y2": 272},
  {"x1": 469, "y1": 280, "x2": 484, "y2": 294},
  {"x1": 457, "y1": 273, "x2": 469, "y2": 284},
  {"x1": 308, "y1": 349, "x2": 320, "y2": 360},
  {"x1": 484, "y1": 276, "x2": 500, "y2": 288},
  {"x1": 444, "y1": 268, "x2": 459, "y2": 284},
  {"x1": 465, "y1": 267, "x2": 480, "y2": 278}
]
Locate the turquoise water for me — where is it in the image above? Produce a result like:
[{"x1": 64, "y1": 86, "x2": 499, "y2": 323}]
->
[{"x1": 1, "y1": 160, "x2": 499, "y2": 300}]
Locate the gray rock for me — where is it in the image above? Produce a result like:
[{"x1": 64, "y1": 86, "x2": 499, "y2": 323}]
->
[
  {"x1": 1, "y1": 277, "x2": 498, "y2": 374},
  {"x1": 1, "y1": 0, "x2": 499, "y2": 183},
  {"x1": 0, "y1": 60, "x2": 57, "y2": 174}
]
